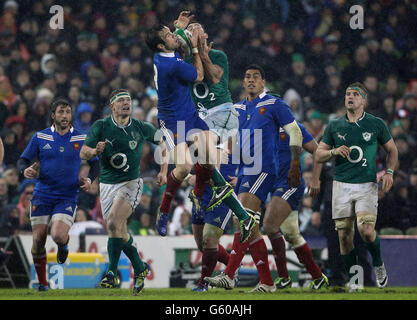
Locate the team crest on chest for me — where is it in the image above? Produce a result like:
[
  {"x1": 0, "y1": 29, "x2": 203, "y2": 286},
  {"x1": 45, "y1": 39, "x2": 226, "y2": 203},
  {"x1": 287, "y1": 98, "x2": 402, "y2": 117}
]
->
[
  {"x1": 129, "y1": 140, "x2": 137, "y2": 150},
  {"x1": 362, "y1": 132, "x2": 372, "y2": 141}
]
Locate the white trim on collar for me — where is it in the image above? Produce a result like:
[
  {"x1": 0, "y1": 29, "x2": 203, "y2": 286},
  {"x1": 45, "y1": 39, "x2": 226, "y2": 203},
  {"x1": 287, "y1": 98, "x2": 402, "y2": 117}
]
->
[
  {"x1": 158, "y1": 52, "x2": 175, "y2": 57},
  {"x1": 50, "y1": 125, "x2": 74, "y2": 133},
  {"x1": 111, "y1": 115, "x2": 131, "y2": 128},
  {"x1": 259, "y1": 91, "x2": 267, "y2": 99}
]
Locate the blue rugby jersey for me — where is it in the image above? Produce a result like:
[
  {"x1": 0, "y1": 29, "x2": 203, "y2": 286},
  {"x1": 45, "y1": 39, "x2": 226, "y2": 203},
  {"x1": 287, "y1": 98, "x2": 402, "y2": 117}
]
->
[
  {"x1": 234, "y1": 92, "x2": 295, "y2": 176},
  {"x1": 275, "y1": 122, "x2": 314, "y2": 187},
  {"x1": 153, "y1": 51, "x2": 197, "y2": 121},
  {"x1": 20, "y1": 125, "x2": 94, "y2": 201}
]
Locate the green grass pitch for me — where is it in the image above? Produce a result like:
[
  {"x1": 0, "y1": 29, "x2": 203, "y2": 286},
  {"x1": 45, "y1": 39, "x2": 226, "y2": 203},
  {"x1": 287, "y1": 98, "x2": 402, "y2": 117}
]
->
[{"x1": 1, "y1": 287, "x2": 417, "y2": 300}]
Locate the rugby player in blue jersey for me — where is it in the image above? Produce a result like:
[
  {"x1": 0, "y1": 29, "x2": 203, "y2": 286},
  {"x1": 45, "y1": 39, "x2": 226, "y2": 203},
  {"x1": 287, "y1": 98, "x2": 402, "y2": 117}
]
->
[
  {"x1": 189, "y1": 155, "x2": 238, "y2": 292},
  {"x1": 17, "y1": 98, "x2": 99, "y2": 291},
  {"x1": 145, "y1": 25, "x2": 256, "y2": 243},
  {"x1": 205, "y1": 64, "x2": 303, "y2": 292},
  {"x1": 263, "y1": 122, "x2": 328, "y2": 290}
]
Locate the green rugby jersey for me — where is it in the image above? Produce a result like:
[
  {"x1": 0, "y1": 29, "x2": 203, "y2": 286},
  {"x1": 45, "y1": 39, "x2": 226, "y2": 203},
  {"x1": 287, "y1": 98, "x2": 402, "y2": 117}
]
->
[
  {"x1": 85, "y1": 116, "x2": 159, "y2": 184},
  {"x1": 185, "y1": 49, "x2": 232, "y2": 111},
  {"x1": 322, "y1": 112, "x2": 392, "y2": 183}
]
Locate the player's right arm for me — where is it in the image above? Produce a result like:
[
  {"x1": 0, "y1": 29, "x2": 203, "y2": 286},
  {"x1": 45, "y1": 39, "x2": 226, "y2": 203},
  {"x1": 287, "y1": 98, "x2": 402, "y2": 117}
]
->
[
  {"x1": 17, "y1": 133, "x2": 40, "y2": 178},
  {"x1": 198, "y1": 38, "x2": 224, "y2": 84},
  {"x1": 315, "y1": 123, "x2": 350, "y2": 163},
  {"x1": 188, "y1": 27, "x2": 204, "y2": 82},
  {"x1": 80, "y1": 142, "x2": 106, "y2": 160},
  {"x1": 80, "y1": 120, "x2": 106, "y2": 160}
]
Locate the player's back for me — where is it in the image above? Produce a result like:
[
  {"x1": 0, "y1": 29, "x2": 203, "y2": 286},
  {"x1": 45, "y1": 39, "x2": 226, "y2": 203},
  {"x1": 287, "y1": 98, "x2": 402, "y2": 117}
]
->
[{"x1": 153, "y1": 52, "x2": 197, "y2": 121}]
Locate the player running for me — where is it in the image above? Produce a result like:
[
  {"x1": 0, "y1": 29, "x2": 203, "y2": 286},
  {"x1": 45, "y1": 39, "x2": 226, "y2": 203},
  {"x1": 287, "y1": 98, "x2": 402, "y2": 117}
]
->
[
  {"x1": 18, "y1": 98, "x2": 99, "y2": 291},
  {"x1": 205, "y1": 64, "x2": 303, "y2": 293},
  {"x1": 145, "y1": 24, "x2": 256, "y2": 243},
  {"x1": 315, "y1": 82, "x2": 398, "y2": 290},
  {"x1": 263, "y1": 121, "x2": 328, "y2": 290},
  {"x1": 80, "y1": 89, "x2": 167, "y2": 295}
]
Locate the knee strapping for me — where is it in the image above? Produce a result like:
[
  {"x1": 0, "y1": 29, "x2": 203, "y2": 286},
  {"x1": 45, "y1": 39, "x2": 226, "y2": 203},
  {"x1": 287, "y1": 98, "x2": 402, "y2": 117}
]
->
[
  {"x1": 357, "y1": 214, "x2": 377, "y2": 227},
  {"x1": 280, "y1": 211, "x2": 305, "y2": 248},
  {"x1": 334, "y1": 217, "x2": 355, "y2": 231}
]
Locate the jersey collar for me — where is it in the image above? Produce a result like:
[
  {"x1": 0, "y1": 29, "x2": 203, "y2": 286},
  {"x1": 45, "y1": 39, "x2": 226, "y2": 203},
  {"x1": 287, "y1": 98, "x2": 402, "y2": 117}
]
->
[
  {"x1": 111, "y1": 115, "x2": 132, "y2": 128},
  {"x1": 345, "y1": 111, "x2": 366, "y2": 127},
  {"x1": 158, "y1": 52, "x2": 175, "y2": 57},
  {"x1": 50, "y1": 125, "x2": 74, "y2": 133}
]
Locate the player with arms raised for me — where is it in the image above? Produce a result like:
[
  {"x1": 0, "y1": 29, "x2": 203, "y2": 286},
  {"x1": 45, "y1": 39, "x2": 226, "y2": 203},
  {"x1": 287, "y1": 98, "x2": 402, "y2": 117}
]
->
[{"x1": 315, "y1": 82, "x2": 398, "y2": 290}]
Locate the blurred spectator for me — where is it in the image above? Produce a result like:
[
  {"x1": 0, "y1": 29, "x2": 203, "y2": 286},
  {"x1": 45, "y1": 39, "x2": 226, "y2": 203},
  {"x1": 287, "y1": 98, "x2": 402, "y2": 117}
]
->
[
  {"x1": 1, "y1": 128, "x2": 20, "y2": 167},
  {"x1": 5, "y1": 115, "x2": 26, "y2": 152},
  {"x1": 2, "y1": 167, "x2": 19, "y2": 203},
  {"x1": 0, "y1": 75, "x2": 18, "y2": 109},
  {"x1": 16, "y1": 179, "x2": 35, "y2": 232},
  {"x1": 69, "y1": 207, "x2": 105, "y2": 236},
  {"x1": 299, "y1": 194, "x2": 320, "y2": 236},
  {"x1": 0, "y1": 177, "x2": 10, "y2": 207},
  {"x1": 74, "y1": 102, "x2": 94, "y2": 134}
]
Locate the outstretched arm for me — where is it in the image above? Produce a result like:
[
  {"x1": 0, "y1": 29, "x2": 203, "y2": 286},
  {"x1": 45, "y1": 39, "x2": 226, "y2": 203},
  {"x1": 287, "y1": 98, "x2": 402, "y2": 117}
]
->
[{"x1": 198, "y1": 35, "x2": 224, "y2": 84}]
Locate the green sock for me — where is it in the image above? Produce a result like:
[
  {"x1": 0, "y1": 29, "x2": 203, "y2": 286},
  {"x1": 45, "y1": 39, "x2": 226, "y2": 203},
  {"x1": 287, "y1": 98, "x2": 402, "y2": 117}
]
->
[
  {"x1": 123, "y1": 235, "x2": 145, "y2": 275},
  {"x1": 107, "y1": 238, "x2": 125, "y2": 274},
  {"x1": 341, "y1": 248, "x2": 357, "y2": 277},
  {"x1": 211, "y1": 168, "x2": 249, "y2": 221},
  {"x1": 364, "y1": 233, "x2": 383, "y2": 267}
]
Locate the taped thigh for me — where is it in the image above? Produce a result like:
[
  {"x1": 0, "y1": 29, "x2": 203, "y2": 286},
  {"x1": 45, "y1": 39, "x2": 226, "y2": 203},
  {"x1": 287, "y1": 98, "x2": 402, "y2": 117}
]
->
[
  {"x1": 203, "y1": 223, "x2": 224, "y2": 241},
  {"x1": 280, "y1": 211, "x2": 305, "y2": 248},
  {"x1": 334, "y1": 217, "x2": 355, "y2": 231},
  {"x1": 357, "y1": 213, "x2": 377, "y2": 227},
  {"x1": 51, "y1": 213, "x2": 75, "y2": 227}
]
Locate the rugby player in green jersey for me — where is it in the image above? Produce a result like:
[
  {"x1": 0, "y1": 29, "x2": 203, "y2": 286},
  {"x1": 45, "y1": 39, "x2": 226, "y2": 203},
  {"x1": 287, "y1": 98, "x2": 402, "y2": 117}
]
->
[
  {"x1": 316, "y1": 82, "x2": 398, "y2": 290},
  {"x1": 173, "y1": 12, "x2": 257, "y2": 245},
  {"x1": 80, "y1": 89, "x2": 168, "y2": 295}
]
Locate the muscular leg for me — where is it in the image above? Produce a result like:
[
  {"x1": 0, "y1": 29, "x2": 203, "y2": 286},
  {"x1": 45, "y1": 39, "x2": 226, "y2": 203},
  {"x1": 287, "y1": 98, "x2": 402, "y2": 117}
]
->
[
  {"x1": 336, "y1": 217, "x2": 357, "y2": 279},
  {"x1": 160, "y1": 142, "x2": 193, "y2": 214},
  {"x1": 106, "y1": 198, "x2": 135, "y2": 275},
  {"x1": 224, "y1": 193, "x2": 273, "y2": 286},
  {"x1": 263, "y1": 196, "x2": 292, "y2": 279},
  {"x1": 357, "y1": 212, "x2": 383, "y2": 267},
  {"x1": 31, "y1": 223, "x2": 49, "y2": 287}
]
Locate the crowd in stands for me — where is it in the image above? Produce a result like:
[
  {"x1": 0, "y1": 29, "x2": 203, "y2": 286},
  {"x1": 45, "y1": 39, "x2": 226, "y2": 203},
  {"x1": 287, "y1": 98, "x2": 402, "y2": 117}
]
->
[{"x1": 0, "y1": 0, "x2": 416, "y2": 238}]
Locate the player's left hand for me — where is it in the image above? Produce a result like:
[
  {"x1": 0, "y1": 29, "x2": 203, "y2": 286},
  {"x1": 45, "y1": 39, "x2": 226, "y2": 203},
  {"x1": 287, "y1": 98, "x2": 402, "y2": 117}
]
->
[
  {"x1": 197, "y1": 34, "x2": 212, "y2": 59},
  {"x1": 156, "y1": 171, "x2": 167, "y2": 186},
  {"x1": 288, "y1": 160, "x2": 301, "y2": 187},
  {"x1": 378, "y1": 172, "x2": 393, "y2": 192},
  {"x1": 80, "y1": 177, "x2": 92, "y2": 192},
  {"x1": 174, "y1": 10, "x2": 194, "y2": 29}
]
